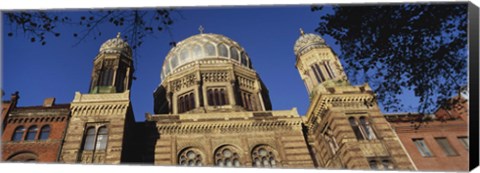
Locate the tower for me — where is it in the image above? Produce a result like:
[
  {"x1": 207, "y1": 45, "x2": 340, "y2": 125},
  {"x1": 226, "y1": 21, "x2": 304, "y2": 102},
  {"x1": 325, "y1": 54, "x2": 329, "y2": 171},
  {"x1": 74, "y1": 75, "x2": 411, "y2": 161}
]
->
[
  {"x1": 89, "y1": 33, "x2": 134, "y2": 94},
  {"x1": 59, "y1": 33, "x2": 136, "y2": 164},
  {"x1": 294, "y1": 29, "x2": 416, "y2": 170}
]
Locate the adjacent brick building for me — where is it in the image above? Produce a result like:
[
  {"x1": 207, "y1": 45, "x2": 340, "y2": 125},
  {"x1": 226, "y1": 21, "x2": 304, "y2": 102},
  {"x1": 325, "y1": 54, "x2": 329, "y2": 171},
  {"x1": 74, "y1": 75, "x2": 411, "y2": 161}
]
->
[
  {"x1": 384, "y1": 96, "x2": 469, "y2": 171},
  {"x1": 1, "y1": 96, "x2": 70, "y2": 162}
]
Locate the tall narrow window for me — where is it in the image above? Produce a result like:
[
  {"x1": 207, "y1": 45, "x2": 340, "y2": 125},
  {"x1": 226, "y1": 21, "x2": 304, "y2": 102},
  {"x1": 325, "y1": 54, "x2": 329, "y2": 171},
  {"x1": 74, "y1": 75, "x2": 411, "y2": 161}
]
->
[
  {"x1": 83, "y1": 127, "x2": 96, "y2": 150},
  {"x1": 12, "y1": 126, "x2": 25, "y2": 141},
  {"x1": 207, "y1": 88, "x2": 228, "y2": 106},
  {"x1": 205, "y1": 43, "x2": 216, "y2": 56},
  {"x1": 435, "y1": 138, "x2": 457, "y2": 156},
  {"x1": 25, "y1": 126, "x2": 38, "y2": 141},
  {"x1": 359, "y1": 117, "x2": 376, "y2": 140},
  {"x1": 311, "y1": 65, "x2": 322, "y2": 83},
  {"x1": 458, "y1": 137, "x2": 469, "y2": 150},
  {"x1": 178, "y1": 92, "x2": 195, "y2": 113},
  {"x1": 96, "y1": 127, "x2": 108, "y2": 150},
  {"x1": 189, "y1": 93, "x2": 195, "y2": 110},
  {"x1": 240, "y1": 52, "x2": 248, "y2": 66},
  {"x1": 314, "y1": 64, "x2": 326, "y2": 82},
  {"x1": 412, "y1": 138, "x2": 433, "y2": 157},
  {"x1": 323, "y1": 61, "x2": 335, "y2": 79},
  {"x1": 39, "y1": 125, "x2": 50, "y2": 140},
  {"x1": 348, "y1": 117, "x2": 364, "y2": 140},
  {"x1": 208, "y1": 90, "x2": 214, "y2": 106},
  {"x1": 178, "y1": 96, "x2": 184, "y2": 113},
  {"x1": 218, "y1": 44, "x2": 228, "y2": 57},
  {"x1": 230, "y1": 47, "x2": 239, "y2": 61}
]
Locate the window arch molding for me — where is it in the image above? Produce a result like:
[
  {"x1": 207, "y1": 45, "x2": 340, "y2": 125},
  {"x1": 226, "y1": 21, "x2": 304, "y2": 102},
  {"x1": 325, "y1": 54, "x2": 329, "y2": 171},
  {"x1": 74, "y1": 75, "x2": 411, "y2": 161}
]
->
[
  {"x1": 250, "y1": 144, "x2": 280, "y2": 167},
  {"x1": 25, "y1": 125, "x2": 38, "y2": 141},
  {"x1": 81, "y1": 125, "x2": 109, "y2": 151},
  {"x1": 12, "y1": 126, "x2": 25, "y2": 141},
  {"x1": 213, "y1": 144, "x2": 243, "y2": 167},
  {"x1": 177, "y1": 147, "x2": 205, "y2": 166},
  {"x1": 7, "y1": 151, "x2": 38, "y2": 162}
]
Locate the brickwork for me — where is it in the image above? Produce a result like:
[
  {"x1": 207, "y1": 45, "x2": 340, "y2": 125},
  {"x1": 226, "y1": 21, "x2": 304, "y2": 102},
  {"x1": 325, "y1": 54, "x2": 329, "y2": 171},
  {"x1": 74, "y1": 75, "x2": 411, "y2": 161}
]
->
[{"x1": 1, "y1": 100, "x2": 70, "y2": 162}]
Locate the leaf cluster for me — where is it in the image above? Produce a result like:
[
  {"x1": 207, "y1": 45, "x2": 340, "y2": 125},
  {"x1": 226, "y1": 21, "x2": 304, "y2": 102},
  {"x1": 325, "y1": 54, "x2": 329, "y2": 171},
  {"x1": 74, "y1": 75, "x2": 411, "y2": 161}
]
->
[{"x1": 313, "y1": 3, "x2": 468, "y2": 113}]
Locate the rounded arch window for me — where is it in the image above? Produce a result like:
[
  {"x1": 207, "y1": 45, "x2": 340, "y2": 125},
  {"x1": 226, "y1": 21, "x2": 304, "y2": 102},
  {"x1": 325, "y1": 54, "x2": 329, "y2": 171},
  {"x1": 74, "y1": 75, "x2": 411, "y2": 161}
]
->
[
  {"x1": 192, "y1": 44, "x2": 204, "y2": 60},
  {"x1": 12, "y1": 126, "x2": 25, "y2": 141},
  {"x1": 251, "y1": 145, "x2": 278, "y2": 167},
  {"x1": 179, "y1": 48, "x2": 190, "y2": 63},
  {"x1": 178, "y1": 148, "x2": 204, "y2": 166},
  {"x1": 240, "y1": 52, "x2": 248, "y2": 66},
  {"x1": 39, "y1": 125, "x2": 51, "y2": 140},
  {"x1": 218, "y1": 43, "x2": 228, "y2": 58},
  {"x1": 7, "y1": 152, "x2": 38, "y2": 162},
  {"x1": 204, "y1": 43, "x2": 216, "y2": 56},
  {"x1": 25, "y1": 126, "x2": 38, "y2": 141},
  {"x1": 230, "y1": 47, "x2": 239, "y2": 61},
  {"x1": 170, "y1": 56, "x2": 179, "y2": 69},
  {"x1": 214, "y1": 145, "x2": 241, "y2": 167}
]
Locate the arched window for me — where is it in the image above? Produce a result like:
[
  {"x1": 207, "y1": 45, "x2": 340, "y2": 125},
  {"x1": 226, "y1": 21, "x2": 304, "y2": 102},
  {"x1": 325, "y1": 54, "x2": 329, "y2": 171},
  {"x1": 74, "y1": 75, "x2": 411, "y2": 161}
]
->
[
  {"x1": 230, "y1": 47, "x2": 239, "y2": 61},
  {"x1": 96, "y1": 126, "x2": 108, "y2": 150},
  {"x1": 382, "y1": 159, "x2": 394, "y2": 170},
  {"x1": 214, "y1": 145, "x2": 241, "y2": 167},
  {"x1": 39, "y1": 125, "x2": 50, "y2": 140},
  {"x1": 170, "y1": 56, "x2": 178, "y2": 69},
  {"x1": 251, "y1": 145, "x2": 278, "y2": 167},
  {"x1": 192, "y1": 44, "x2": 203, "y2": 60},
  {"x1": 25, "y1": 126, "x2": 38, "y2": 141},
  {"x1": 178, "y1": 96, "x2": 185, "y2": 113},
  {"x1": 348, "y1": 117, "x2": 364, "y2": 140},
  {"x1": 359, "y1": 116, "x2": 376, "y2": 140},
  {"x1": 218, "y1": 44, "x2": 228, "y2": 57},
  {"x1": 7, "y1": 152, "x2": 38, "y2": 162},
  {"x1": 240, "y1": 52, "x2": 248, "y2": 66},
  {"x1": 12, "y1": 126, "x2": 25, "y2": 141},
  {"x1": 204, "y1": 43, "x2": 216, "y2": 56},
  {"x1": 83, "y1": 126, "x2": 108, "y2": 151},
  {"x1": 178, "y1": 148, "x2": 203, "y2": 166},
  {"x1": 180, "y1": 48, "x2": 190, "y2": 63},
  {"x1": 83, "y1": 127, "x2": 96, "y2": 150}
]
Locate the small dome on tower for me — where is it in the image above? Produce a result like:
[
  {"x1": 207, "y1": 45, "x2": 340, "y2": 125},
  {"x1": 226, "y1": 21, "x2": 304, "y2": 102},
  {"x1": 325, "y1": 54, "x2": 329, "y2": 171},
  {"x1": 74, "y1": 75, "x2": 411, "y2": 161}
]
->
[
  {"x1": 99, "y1": 32, "x2": 132, "y2": 57},
  {"x1": 294, "y1": 29, "x2": 327, "y2": 56}
]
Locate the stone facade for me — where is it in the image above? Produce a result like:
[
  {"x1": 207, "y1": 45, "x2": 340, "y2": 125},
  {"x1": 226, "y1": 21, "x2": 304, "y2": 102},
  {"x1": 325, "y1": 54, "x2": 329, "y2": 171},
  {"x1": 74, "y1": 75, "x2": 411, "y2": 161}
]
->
[{"x1": 294, "y1": 29, "x2": 415, "y2": 170}]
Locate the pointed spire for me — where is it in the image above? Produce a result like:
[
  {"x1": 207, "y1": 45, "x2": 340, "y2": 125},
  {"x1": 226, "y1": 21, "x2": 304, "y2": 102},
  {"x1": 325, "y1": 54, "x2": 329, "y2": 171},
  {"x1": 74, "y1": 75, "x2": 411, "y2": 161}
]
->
[
  {"x1": 199, "y1": 25, "x2": 205, "y2": 34},
  {"x1": 299, "y1": 28, "x2": 305, "y2": 36},
  {"x1": 117, "y1": 32, "x2": 121, "y2": 38}
]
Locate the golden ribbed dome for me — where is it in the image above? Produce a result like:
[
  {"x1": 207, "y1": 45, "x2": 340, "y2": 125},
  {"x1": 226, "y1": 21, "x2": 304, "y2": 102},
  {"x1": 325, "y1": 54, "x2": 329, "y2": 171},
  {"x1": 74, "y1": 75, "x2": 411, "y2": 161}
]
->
[
  {"x1": 99, "y1": 33, "x2": 132, "y2": 57},
  {"x1": 161, "y1": 33, "x2": 252, "y2": 80}
]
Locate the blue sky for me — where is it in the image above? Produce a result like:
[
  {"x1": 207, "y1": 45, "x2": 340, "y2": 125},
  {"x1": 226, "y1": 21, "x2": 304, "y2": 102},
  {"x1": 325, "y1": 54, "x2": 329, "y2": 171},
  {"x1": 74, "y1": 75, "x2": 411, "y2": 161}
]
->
[{"x1": 2, "y1": 6, "x2": 420, "y2": 121}]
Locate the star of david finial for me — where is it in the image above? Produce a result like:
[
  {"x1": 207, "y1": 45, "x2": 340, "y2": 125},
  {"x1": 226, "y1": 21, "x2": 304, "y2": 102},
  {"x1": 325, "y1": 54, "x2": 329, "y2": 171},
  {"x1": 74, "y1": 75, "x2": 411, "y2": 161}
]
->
[
  {"x1": 199, "y1": 25, "x2": 205, "y2": 34},
  {"x1": 117, "y1": 32, "x2": 121, "y2": 38},
  {"x1": 299, "y1": 28, "x2": 305, "y2": 36}
]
